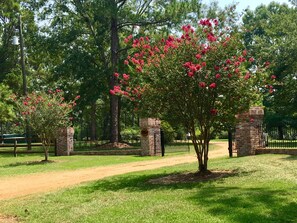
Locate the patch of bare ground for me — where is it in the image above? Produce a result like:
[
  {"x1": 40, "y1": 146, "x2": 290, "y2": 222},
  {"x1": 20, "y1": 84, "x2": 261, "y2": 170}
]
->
[
  {"x1": 0, "y1": 215, "x2": 19, "y2": 223},
  {"x1": 148, "y1": 170, "x2": 235, "y2": 185}
]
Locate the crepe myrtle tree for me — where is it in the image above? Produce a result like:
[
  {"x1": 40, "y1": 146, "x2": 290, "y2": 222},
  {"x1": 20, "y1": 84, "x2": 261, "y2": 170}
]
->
[
  {"x1": 15, "y1": 90, "x2": 80, "y2": 161},
  {"x1": 111, "y1": 19, "x2": 275, "y2": 173}
]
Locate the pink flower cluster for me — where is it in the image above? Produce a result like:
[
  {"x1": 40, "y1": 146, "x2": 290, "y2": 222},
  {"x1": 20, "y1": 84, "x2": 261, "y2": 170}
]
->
[
  {"x1": 199, "y1": 19, "x2": 219, "y2": 27},
  {"x1": 110, "y1": 17, "x2": 275, "y2": 105},
  {"x1": 183, "y1": 61, "x2": 203, "y2": 77},
  {"x1": 19, "y1": 90, "x2": 80, "y2": 116},
  {"x1": 110, "y1": 86, "x2": 128, "y2": 96}
]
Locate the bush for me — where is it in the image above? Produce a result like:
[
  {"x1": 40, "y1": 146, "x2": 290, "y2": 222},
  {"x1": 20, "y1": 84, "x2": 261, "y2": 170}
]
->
[
  {"x1": 121, "y1": 127, "x2": 140, "y2": 142},
  {"x1": 161, "y1": 121, "x2": 176, "y2": 144}
]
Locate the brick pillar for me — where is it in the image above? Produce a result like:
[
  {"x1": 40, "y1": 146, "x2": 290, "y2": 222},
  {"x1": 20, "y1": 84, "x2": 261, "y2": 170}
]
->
[
  {"x1": 235, "y1": 107, "x2": 264, "y2": 156},
  {"x1": 140, "y1": 118, "x2": 161, "y2": 156},
  {"x1": 56, "y1": 127, "x2": 74, "y2": 156}
]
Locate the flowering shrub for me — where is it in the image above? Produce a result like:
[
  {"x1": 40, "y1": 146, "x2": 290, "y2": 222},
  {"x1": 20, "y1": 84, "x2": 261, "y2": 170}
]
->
[
  {"x1": 15, "y1": 90, "x2": 79, "y2": 161},
  {"x1": 111, "y1": 18, "x2": 274, "y2": 172}
]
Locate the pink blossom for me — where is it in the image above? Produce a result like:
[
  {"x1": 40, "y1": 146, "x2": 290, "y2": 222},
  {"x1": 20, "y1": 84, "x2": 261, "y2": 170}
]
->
[
  {"x1": 196, "y1": 64, "x2": 201, "y2": 70},
  {"x1": 136, "y1": 67, "x2": 143, "y2": 73},
  {"x1": 199, "y1": 82, "x2": 206, "y2": 88},
  {"x1": 124, "y1": 34, "x2": 133, "y2": 43},
  {"x1": 209, "y1": 83, "x2": 216, "y2": 89},
  {"x1": 183, "y1": 62, "x2": 192, "y2": 68},
  {"x1": 188, "y1": 71, "x2": 194, "y2": 77},
  {"x1": 123, "y1": 74, "x2": 130, "y2": 80},
  {"x1": 114, "y1": 73, "x2": 119, "y2": 78},
  {"x1": 249, "y1": 57, "x2": 255, "y2": 63},
  {"x1": 195, "y1": 54, "x2": 202, "y2": 60},
  {"x1": 210, "y1": 109, "x2": 218, "y2": 115},
  {"x1": 244, "y1": 73, "x2": 251, "y2": 80},
  {"x1": 271, "y1": 75, "x2": 276, "y2": 79},
  {"x1": 154, "y1": 46, "x2": 160, "y2": 52},
  {"x1": 238, "y1": 56, "x2": 246, "y2": 62},
  {"x1": 207, "y1": 33, "x2": 216, "y2": 42},
  {"x1": 215, "y1": 73, "x2": 221, "y2": 79},
  {"x1": 225, "y1": 59, "x2": 232, "y2": 64},
  {"x1": 265, "y1": 61, "x2": 270, "y2": 67}
]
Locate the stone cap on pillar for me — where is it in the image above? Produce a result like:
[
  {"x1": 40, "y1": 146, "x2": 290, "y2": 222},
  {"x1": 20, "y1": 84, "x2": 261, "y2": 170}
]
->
[
  {"x1": 140, "y1": 118, "x2": 161, "y2": 128},
  {"x1": 249, "y1": 106, "x2": 264, "y2": 116}
]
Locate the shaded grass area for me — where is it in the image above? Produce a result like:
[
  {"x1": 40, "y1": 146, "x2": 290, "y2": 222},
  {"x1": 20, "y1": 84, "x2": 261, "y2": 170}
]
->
[{"x1": 1, "y1": 154, "x2": 297, "y2": 223}]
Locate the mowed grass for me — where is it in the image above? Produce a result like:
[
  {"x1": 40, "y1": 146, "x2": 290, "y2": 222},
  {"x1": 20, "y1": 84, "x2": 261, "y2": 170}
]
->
[
  {"x1": 0, "y1": 153, "x2": 159, "y2": 177},
  {"x1": 1, "y1": 154, "x2": 297, "y2": 223}
]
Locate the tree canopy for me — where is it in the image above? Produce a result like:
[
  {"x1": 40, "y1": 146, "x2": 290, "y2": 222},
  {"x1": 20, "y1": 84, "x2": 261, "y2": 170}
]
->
[
  {"x1": 112, "y1": 17, "x2": 273, "y2": 172},
  {"x1": 242, "y1": 2, "x2": 297, "y2": 124}
]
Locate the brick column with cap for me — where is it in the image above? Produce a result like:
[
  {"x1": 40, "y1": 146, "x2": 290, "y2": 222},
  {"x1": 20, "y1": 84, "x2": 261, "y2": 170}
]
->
[
  {"x1": 235, "y1": 107, "x2": 264, "y2": 156},
  {"x1": 140, "y1": 118, "x2": 161, "y2": 156},
  {"x1": 56, "y1": 127, "x2": 74, "y2": 156}
]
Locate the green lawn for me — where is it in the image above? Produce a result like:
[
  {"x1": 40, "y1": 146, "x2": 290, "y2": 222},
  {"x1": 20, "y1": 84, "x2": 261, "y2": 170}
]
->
[
  {"x1": 0, "y1": 153, "x2": 158, "y2": 177},
  {"x1": 1, "y1": 154, "x2": 297, "y2": 223}
]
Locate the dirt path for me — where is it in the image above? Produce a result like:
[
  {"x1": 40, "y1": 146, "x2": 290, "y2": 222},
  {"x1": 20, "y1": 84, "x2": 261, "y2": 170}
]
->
[{"x1": 0, "y1": 142, "x2": 228, "y2": 201}]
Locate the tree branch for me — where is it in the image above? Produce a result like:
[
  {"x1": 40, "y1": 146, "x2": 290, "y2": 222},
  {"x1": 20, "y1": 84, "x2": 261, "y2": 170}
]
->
[{"x1": 117, "y1": 19, "x2": 169, "y2": 30}]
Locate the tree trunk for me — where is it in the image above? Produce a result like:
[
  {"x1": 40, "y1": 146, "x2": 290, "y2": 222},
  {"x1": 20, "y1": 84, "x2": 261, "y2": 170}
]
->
[
  {"x1": 44, "y1": 148, "x2": 49, "y2": 161},
  {"x1": 109, "y1": 6, "x2": 121, "y2": 143},
  {"x1": 191, "y1": 128, "x2": 209, "y2": 173},
  {"x1": 201, "y1": 140, "x2": 209, "y2": 172},
  {"x1": 42, "y1": 139, "x2": 49, "y2": 161}
]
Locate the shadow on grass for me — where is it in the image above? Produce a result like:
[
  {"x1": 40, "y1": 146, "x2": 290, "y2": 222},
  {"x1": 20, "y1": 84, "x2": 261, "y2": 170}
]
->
[
  {"x1": 281, "y1": 155, "x2": 297, "y2": 161},
  {"x1": 189, "y1": 186, "x2": 297, "y2": 223},
  {"x1": 76, "y1": 169, "x2": 297, "y2": 223},
  {"x1": 3, "y1": 160, "x2": 55, "y2": 167},
  {"x1": 79, "y1": 169, "x2": 240, "y2": 194}
]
